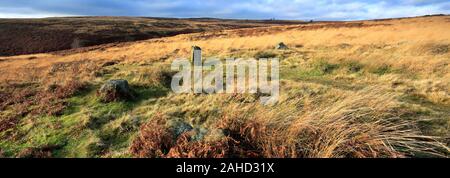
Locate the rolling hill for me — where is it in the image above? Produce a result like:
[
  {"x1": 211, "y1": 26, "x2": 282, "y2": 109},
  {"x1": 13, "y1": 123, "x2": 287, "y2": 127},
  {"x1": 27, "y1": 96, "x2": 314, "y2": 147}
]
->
[{"x1": 0, "y1": 16, "x2": 306, "y2": 56}]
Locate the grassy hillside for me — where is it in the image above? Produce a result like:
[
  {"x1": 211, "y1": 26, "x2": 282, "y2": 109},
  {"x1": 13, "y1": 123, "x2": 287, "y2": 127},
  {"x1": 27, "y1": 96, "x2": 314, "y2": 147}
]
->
[
  {"x1": 0, "y1": 16, "x2": 305, "y2": 56},
  {"x1": 0, "y1": 16, "x2": 449, "y2": 158}
]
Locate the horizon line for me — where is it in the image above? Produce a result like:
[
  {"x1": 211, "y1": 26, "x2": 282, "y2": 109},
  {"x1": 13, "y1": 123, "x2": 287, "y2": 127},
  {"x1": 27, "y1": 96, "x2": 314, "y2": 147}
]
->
[{"x1": 0, "y1": 14, "x2": 448, "y2": 22}]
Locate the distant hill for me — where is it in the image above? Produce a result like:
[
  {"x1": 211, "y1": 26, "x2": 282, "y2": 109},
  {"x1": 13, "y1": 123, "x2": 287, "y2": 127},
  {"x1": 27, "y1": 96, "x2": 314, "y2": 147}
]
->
[{"x1": 0, "y1": 16, "x2": 306, "y2": 56}]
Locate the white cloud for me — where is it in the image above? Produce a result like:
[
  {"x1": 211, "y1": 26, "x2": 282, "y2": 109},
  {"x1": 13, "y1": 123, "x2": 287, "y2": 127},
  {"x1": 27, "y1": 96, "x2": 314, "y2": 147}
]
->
[
  {"x1": 0, "y1": 7, "x2": 74, "y2": 18},
  {"x1": 0, "y1": 0, "x2": 448, "y2": 20}
]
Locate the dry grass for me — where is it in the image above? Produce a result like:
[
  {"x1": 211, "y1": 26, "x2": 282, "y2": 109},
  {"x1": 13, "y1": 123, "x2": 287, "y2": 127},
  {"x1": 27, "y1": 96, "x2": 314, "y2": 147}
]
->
[
  {"x1": 256, "y1": 88, "x2": 447, "y2": 158},
  {"x1": 1, "y1": 16, "x2": 449, "y2": 158},
  {"x1": 130, "y1": 114, "x2": 175, "y2": 158},
  {"x1": 0, "y1": 16, "x2": 448, "y2": 78},
  {"x1": 129, "y1": 85, "x2": 449, "y2": 158},
  {"x1": 0, "y1": 80, "x2": 87, "y2": 119}
]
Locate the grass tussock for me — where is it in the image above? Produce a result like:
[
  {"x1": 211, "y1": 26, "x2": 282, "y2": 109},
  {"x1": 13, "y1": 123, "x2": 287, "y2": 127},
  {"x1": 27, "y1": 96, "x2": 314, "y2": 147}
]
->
[
  {"x1": 130, "y1": 114, "x2": 244, "y2": 158},
  {"x1": 130, "y1": 88, "x2": 449, "y2": 158},
  {"x1": 234, "y1": 88, "x2": 447, "y2": 158},
  {"x1": 274, "y1": 89, "x2": 446, "y2": 158}
]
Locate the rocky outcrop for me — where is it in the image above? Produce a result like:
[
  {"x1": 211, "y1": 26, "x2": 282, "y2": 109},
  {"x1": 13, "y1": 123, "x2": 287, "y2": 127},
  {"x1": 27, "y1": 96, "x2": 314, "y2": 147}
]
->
[{"x1": 276, "y1": 42, "x2": 288, "y2": 50}]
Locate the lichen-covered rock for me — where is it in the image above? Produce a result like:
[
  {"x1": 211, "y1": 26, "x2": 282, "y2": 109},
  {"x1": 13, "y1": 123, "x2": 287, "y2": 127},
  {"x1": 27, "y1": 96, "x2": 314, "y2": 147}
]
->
[
  {"x1": 97, "y1": 79, "x2": 134, "y2": 102},
  {"x1": 166, "y1": 118, "x2": 193, "y2": 138}
]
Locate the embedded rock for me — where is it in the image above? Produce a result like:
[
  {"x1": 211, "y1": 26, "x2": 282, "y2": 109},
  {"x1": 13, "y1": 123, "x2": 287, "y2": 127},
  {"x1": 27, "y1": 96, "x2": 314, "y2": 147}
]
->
[{"x1": 98, "y1": 79, "x2": 134, "y2": 102}]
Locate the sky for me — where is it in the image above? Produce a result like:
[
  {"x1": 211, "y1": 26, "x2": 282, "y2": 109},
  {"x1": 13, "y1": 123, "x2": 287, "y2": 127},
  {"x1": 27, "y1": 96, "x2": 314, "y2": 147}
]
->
[{"x1": 0, "y1": 0, "x2": 449, "y2": 20}]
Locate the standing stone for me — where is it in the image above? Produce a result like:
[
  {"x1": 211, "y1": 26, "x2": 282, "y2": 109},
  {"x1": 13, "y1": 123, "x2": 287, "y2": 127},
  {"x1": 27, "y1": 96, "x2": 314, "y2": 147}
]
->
[
  {"x1": 192, "y1": 46, "x2": 202, "y2": 93},
  {"x1": 192, "y1": 46, "x2": 202, "y2": 66}
]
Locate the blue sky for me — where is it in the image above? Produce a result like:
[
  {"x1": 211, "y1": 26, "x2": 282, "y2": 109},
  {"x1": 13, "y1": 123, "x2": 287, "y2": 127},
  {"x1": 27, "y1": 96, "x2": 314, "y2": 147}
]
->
[{"x1": 0, "y1": 0, "x2": 449, "y2": 20}]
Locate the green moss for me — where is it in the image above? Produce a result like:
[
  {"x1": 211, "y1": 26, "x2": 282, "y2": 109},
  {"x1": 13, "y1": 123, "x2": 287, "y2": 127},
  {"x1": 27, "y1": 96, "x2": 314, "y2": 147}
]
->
[
  {"x1": 0, "y1": 80, "x2": 170, "y2": 158},
  {"x1": 22, "y1": 117, "x2": 68, "y2": 147},
  {"x1": 0, "y1": 140, "x2": 29, "y2": 157},
  {"x1": 52, "y1": 131, "x2": 99, "y2": 158}
]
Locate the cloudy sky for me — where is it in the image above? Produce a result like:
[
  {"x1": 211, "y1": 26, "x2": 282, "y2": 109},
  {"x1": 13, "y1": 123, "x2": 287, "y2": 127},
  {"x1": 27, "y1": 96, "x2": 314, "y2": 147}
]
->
[{"x1": 0, "y1": 0, "x2": 449, "y2": 20}]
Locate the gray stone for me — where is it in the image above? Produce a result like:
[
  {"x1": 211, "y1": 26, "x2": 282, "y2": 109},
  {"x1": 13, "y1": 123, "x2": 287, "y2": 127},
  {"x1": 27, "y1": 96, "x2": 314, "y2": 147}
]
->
[
  {"x1": 276, "y1": 42, "x2": 289, "y2": 50},
  {"x1": 166, "y1": 118, "x2": 194, "y2": 138},
  {"x1": 98, "y1": 79, "x2": 134, "y2": 102},
  {"x1": 190, "y1": 127, "x2": 209, "y2": 141}
]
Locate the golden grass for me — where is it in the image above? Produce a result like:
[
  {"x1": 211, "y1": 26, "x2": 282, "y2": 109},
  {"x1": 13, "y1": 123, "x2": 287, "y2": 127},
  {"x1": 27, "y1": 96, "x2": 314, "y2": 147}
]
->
[
  {"x1": 128, "y1": 82, "x2": 448, "y2": 158},
  {"x1": 2, "y1": 16, "x2": 449, "y2": 81},
  {"x1": 1, "y1": 16, "x2": 449, "y2": 158}
]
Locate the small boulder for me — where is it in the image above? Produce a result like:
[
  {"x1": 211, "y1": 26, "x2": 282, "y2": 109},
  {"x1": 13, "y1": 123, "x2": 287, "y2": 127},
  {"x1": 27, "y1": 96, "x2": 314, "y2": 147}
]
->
[
  {"x1": 97, "y1": 79, "x2": 134, "y2": 102},
  {"x1": 166, "y1": 118, "x2": 193, "y2": 138},
  {"x1": 276, "y1": 42, "x2": 289, "y2": 50}
]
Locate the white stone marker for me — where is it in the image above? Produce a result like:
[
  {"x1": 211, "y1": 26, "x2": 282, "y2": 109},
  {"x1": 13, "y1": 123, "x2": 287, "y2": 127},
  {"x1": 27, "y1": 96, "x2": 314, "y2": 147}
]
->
[
  {"x1": 192, "y1": 46, "x2": 202, "y2": 66},
  {"x1": 192, "y1": 46, "x2": 202, "y2": 93}
]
